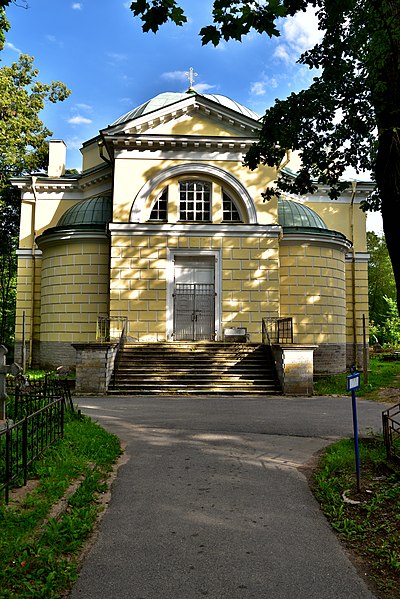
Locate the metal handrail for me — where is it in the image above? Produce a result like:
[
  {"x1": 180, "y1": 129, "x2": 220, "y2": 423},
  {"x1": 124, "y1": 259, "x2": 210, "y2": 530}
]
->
[
  {"x1": 262, "y1": 317, "x2": 293, "y2": 346},
  {"x1": 382, "y1": 403, "x2": 400, "y2": 462},
  {"x1": 112, "y1": 318, "x2": 128, "y2": 386},
  {"x1": 96, "y1": 316, "x2": 128, "y2": 343}
]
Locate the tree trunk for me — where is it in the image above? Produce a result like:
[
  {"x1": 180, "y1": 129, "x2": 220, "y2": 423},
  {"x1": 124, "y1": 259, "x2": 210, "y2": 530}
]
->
[{"x1": 376, "y1": 129, "x2": 400, "y2": 315}]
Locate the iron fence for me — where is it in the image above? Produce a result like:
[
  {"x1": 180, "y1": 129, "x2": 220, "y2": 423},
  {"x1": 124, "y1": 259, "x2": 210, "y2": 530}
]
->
[
  {"x1": 262, "y1": 317, "x2": 293, "y2": 345},
  {"x1": 0, "y1": 397, "x2": 65, "y2": 503},
  {"x1": 6, "y1": 374, "x2": 74, "y2": 422},
  {"x1": 382, "y1": 403, "x2": 400, "y2": 462}
]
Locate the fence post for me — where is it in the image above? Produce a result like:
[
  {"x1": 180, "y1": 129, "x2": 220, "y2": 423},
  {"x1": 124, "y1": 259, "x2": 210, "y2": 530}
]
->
[
  {"x1": 61, "y1": 397, "x2": 65, "y2": 439},
  {"x1": 5, "y1": 422, "x2": 10, "y2": 504},
  {"x1": 22, "y1": 417, "x2": 28, "y2": 486}
]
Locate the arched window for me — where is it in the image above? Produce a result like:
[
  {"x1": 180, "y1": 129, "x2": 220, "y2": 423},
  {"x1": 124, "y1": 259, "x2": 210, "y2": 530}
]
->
[
  {"x1": 179, "y1": 180, "x2": 211, "y2": 221},
  {"x1": 149, "y1": 187, "x2": 168, "y2": 221},
  {"x1": 222, "y1": 192, "x2": 242, "y2": 222}
]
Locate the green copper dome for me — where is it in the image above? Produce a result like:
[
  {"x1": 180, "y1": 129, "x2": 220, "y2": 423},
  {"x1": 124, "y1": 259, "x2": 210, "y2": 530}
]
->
[
  {"x1": 57, "y1": 196, "x2": 112, "y2": 227},
  {"x1": 278, "y1": 198, "x2": 327, "y2": 229},
  {"x1": 111, "y1": 91, "x2": 260, "y2": 126}
]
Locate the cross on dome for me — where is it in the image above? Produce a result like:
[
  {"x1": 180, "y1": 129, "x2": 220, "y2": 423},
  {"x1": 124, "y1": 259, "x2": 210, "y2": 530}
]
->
[{"x1": 185, "y1": 67, "x2": 198, "y2": 92}]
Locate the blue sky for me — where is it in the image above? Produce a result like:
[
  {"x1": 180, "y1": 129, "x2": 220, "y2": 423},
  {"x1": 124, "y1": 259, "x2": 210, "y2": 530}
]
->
[{"x1": 2, "y1": 0, "x2": 382, "y2": 232}]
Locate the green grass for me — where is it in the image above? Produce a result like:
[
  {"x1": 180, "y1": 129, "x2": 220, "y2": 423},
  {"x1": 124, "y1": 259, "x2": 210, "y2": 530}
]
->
[
  {"x1": 313, "y1": 355, "x2": 400, "y2": 398},
  {"x1": 313, "y1": 436, "x2": 400, "y2": 598},
  {"x1": 0, "y1": 412, "x2": 121, "y2": 598}
]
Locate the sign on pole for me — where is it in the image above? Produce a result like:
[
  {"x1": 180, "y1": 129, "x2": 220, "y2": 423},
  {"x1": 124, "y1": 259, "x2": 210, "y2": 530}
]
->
[{"x1": 347, "y1": 367, "x2": 361, "y2": 493}]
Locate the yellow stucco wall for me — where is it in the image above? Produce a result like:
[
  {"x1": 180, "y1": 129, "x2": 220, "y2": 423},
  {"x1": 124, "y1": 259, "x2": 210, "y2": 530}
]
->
[
  {"x1": 112, "y1": 158, "x2": 277, "y2": 225},
  {"x1": 148, "y1": 114, "x2": 244, "y2": 137},
  {"x1": 310, "y1": 201, "x2": 367, "y2": 252},
  {"x1": 39, "y1": 239, "x2": 109, "y2": 343},
  {"x1": 279, "y1": 241, "x2": 347, "y2": 345},
  {"x1": 15, "y1": 256, "x2": 42, "y2": 344},
  {"x1": 110, "y1": 233, "x2": 280, "y2": 342},
  {"x1": 345, "y1": 260, "x2": 369, "y2": 350},
  {"x1": 19, "y1": 197, "x2": 83, "y2": 249}
]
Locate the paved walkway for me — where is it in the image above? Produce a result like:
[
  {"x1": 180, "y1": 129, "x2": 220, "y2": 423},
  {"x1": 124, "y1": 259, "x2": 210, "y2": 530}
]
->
[{"x1": 69, "y1": 395, "x2": 388, "y2": 599}]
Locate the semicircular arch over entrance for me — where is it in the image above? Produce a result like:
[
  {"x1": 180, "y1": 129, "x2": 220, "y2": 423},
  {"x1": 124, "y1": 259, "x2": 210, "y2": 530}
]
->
[{"x1": 130, "y1": 162, "x2": 258, "y2": 224}]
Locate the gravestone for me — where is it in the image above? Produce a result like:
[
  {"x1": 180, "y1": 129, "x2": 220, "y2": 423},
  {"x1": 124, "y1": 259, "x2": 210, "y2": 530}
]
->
[{"x1": 0, "y1": 345, "x2": 22, "y2": 421}]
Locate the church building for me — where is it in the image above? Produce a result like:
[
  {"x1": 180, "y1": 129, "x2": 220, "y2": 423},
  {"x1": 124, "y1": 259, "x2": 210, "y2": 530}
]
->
[{"x1": 12, "y1": 87, "x2": 370, "y2": 378}]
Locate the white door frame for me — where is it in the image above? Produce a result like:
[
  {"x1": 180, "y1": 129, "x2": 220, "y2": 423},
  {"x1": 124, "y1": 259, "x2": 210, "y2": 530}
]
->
[{"x1": 166, "y1": 248, "x2": 221, "y2": 341}]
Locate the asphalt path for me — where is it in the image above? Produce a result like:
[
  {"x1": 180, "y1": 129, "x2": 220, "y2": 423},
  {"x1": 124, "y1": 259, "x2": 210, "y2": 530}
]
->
[{"x1": 69, "y1": 395, "x2": 389, "y2": 599}]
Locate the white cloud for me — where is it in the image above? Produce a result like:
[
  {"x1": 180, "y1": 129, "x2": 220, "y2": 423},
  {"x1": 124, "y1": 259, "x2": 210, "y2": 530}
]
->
[
  {"x1": 75, "y1": 103, "x2": 93, "y2": 112},
  {"x1": 5, "y1": 41, "x2": 22, "y2": 54},
  {"x1": 119, "y1": 97, "x2": 133, "y2": 105},
  {"x1": 68, "y1": 115, "x2": 92, "y2": 125},
  {"x1": 274, "y1": 44, "x2": 291, "y2": 63},
  {"x1": 161, "y1": 71, "x2": 215, "y2": 93},
  {"x1": 161, "y1": 70, "x2": 188, "y2": 81},
  {"x1": 107, "y1": 52, "x2": 128, "y2": 61},
  {"x1": 72, "y1": 2, "x2": 82, "y2": 9},
  {"x1": 282, "y1": 6, "x2": 322, "y2": 55},
  {"x1": 250, "y1": 82, "x2": 267, "y2": 96},
  {"x1": 273, "y1": 6, "x2": 323, "y2": 65},
  {"x1": 65, "y1": 136, "x2": 83, "y2": 150},
  {"x1": 46, "y1": 34, "x2": 63, "y2": 47},
  {"x1": 366, "y1": 211, "x2": 383, "y2": 235},
  {"x1": 193, "y1": 83, "x2": 216, "y2": 94}
]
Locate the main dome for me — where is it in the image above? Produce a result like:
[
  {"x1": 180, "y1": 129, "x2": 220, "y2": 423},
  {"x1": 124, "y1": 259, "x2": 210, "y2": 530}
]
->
[{"x1": 111, "y1": 91, "x2": 260, "y2": 126}]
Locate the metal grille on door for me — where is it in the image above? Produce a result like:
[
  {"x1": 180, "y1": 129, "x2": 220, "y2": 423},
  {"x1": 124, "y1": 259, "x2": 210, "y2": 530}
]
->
[{"x1": 173, "y1": 283, "x2": 215, "y2": 341}]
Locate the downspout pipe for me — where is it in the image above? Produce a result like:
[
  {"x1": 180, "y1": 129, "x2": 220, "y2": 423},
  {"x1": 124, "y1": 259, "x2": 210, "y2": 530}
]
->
[
  {"x1": 350, "y1": 181, "x2": 357, "y2": 366},
  {"x1": 276, "y1": 149, "x2": 291, "y2": 173},
  {"x1": 29, "y1": 175, "x2": 38, "y2": 369},
  {"x1": 98, "y1": 137, "x2": 114, "y2": 325}
]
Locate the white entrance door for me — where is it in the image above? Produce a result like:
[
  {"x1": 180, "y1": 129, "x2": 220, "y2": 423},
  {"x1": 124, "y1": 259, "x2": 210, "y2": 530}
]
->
[{"x1": 173, "y1": 256, "x2": 215, "y2": 341}]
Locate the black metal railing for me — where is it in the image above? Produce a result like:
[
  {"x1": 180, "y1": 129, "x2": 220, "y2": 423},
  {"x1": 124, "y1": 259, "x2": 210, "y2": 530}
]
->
[
  {"x1": 112, "y1": 318, "x2": 128, "y2": 386},
  {"x1": 0, "y1": 397, "x2": 65, "y2": 503},
  {"x1": 96, "y1": 315, "x2": 128, "y2": 343},
  {"x1": 6, "y1": 374, "x2": 74, "y2": 422},
  {"x1": 382, "y1": 403, "x2": 400, "y2": 462},
  {"x1": 262, "y1": 317, "x2": 293, "y2": 346}
]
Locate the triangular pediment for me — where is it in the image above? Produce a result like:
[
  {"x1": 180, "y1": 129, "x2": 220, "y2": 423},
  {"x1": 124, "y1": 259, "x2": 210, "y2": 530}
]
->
[{"x1": 102, "y1": 93, "x2": 261, "y2": 139}]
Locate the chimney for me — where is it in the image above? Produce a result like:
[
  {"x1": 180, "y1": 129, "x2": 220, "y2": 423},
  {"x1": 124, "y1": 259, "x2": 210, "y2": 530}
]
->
[{"x1": 48, "y1": 140, "x2": 66, "y2": 177}]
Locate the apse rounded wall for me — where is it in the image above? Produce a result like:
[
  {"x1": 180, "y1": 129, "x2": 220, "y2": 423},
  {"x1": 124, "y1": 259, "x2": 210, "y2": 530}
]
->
[
  {"x1": 279, "y1": 235, "x2": 350, "y2": 374},
  {"x1": 277, "y1": 198, "x2": 352, "y2": 375},
  {"x1": 36, "y1": 232, "x2": 110, "y2": 368}
]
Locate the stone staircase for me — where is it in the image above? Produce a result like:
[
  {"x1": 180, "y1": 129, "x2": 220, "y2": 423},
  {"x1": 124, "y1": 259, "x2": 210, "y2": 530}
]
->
[{"x1": 108, "y1": 342, "x2": 281, "y2": 396}]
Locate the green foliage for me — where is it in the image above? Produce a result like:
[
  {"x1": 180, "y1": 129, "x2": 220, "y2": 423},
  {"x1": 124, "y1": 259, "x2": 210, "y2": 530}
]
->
[
  {"x1": 368, "y1": 232, "x2": 396, "y2": 323},
  {"x1": 0, "y1": 413, "x2": 121, "y2": 598},
  {"x1": 370, "y1": 296, "x2": 400, "y2": 347},
  {"x1": 314, "y1": 437, "x2": 400, "y2": 597},
  {"x1": 130, "y1": 0, "x2": 311, "y2": 44},
  {"x1": 313, "y1": 355, "x2": 400, "y2": 398},
  {"x1": 0, "y1": 51, "x2": 70, "y2": 349},
  {"x1": 0, "y1": 54, "x2": 70, "y2": 187}
]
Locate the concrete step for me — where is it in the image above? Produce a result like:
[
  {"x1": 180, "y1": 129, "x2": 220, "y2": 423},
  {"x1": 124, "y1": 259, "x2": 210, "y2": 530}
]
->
[{"x1": 108, "y1": 342, "x2": 281, "y2": 396}]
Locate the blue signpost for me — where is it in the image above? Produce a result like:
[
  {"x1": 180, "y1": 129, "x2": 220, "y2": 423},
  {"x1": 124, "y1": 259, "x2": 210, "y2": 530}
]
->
[{"x1": 346, "y1": 367, "x2": 361, "y2": 493}]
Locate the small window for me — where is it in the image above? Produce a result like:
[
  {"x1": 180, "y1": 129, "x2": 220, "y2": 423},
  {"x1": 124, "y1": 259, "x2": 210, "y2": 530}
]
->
[
  {"x1": 222, "y1": 192, "x2": 242, "y2": 222},
  {"x1": 149, "y1": 188, "x2": 168, "y2": 221},
  {"x1": 179, "y1": 180, "x2": 211, "y2": 221}
]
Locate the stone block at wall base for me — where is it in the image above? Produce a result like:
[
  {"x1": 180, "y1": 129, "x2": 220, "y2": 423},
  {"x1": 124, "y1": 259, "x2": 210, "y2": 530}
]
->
[
  {"x1": 39, "y1": 342, "x2": 77, "y2": 370},
  {"x1": 314, "y1": 343, "x2": 346, "y2": 375},
  {"x1": 14, "y1": 340, "x2": 52, "y2": 370},
  {"x1": 73, "y1": 344, "x2": 118, "y2": 395},
  {"x1": 272, "y1": 344, "x2": 318, "y2": 396}
]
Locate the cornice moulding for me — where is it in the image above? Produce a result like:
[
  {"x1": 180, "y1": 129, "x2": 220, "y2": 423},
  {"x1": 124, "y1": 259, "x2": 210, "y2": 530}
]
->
[{"x1": 109, "y1": 222, "x2": 282, "y2": 238}]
